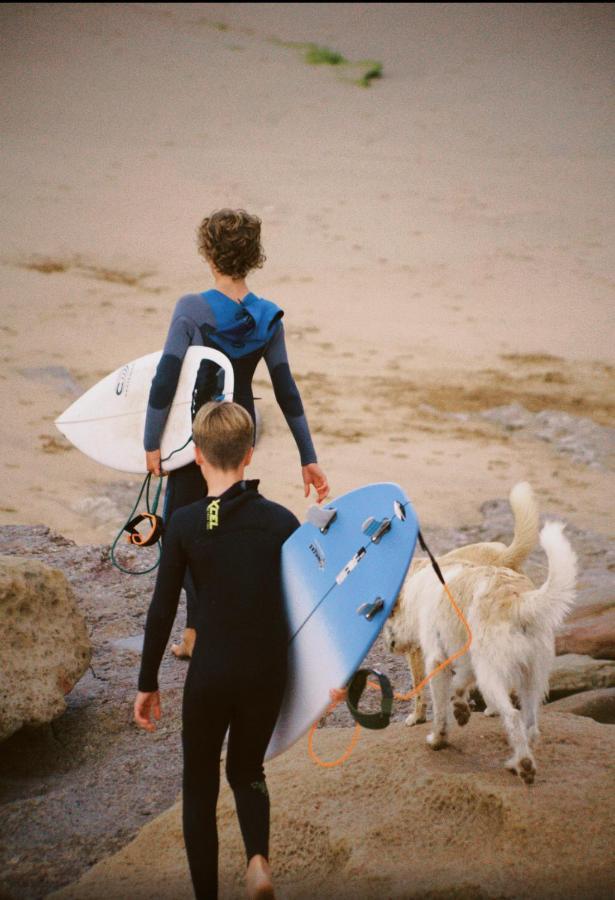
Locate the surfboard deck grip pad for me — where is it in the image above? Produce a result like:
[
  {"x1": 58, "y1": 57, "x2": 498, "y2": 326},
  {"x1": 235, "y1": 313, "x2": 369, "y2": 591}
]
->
[
  {"x1": 357, "y1": 597, "x2": 385, "y2": 621},
  {"x1": 307, "y1": 505, "x2": 338, "y2": 534}
]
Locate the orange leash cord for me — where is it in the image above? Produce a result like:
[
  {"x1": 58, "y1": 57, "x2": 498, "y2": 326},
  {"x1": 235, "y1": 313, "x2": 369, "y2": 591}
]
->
[{"x1": 307, "y1": 581, "x2": 472, "y2": 768}]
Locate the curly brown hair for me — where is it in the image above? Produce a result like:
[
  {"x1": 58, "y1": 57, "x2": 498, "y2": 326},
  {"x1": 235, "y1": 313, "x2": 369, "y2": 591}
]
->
[{"x1": 197, "y1": 209, "x2": 266, "y2": 279}]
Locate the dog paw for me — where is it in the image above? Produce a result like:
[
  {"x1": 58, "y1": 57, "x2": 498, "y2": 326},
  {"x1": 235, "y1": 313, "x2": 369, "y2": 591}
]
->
[
  {"x1": 427, "y1": 731, "x2": 448, "y2": 750},
  {"x1": 483, "y1": 706, "x2": 499, "y2": 717},
  {"x1": 505, "y1": 755, "x2": 536, "y2": 785},
  {"x1": 518, "y1": 756, "x2": 536, "y2": 785},
  {"x1": 453, "y1": 700, "x2": 471, "y2": 727},
  {"x1": 405, "y1": 709, "x2": 427, "y2": 727}
]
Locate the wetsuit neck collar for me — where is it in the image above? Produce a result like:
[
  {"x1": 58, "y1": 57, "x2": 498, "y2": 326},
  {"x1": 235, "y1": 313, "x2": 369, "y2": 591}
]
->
[{"x1": 206, "y1": 479, "x2": 260, "y2": 503}]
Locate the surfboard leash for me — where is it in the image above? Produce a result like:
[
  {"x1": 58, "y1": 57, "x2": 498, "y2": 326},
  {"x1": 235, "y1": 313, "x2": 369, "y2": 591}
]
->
[
  {"x1": 110, "y1": 472, "x2": 164, "y2": 575},
  {"x1": 109, "y1": 436, "x2": 194, "y2": 575},
  {"x1": 307, "y1": 528, "x2": 473, "y2": 768}
]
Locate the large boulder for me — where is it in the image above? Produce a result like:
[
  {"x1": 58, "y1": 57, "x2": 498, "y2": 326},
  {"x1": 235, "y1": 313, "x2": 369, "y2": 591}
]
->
[
  {"x1": 556, "y1": 601, "x2": 615, "y2": 659},
  {"x1": 547, "y1": 688, "x2": 615, "y2": 724},
  {"x1": 548, "y1": 653, "x2": 615, "y2": 700},
  {"x1": 0, "y1": 555, "x2": 91, "y2": 741}
]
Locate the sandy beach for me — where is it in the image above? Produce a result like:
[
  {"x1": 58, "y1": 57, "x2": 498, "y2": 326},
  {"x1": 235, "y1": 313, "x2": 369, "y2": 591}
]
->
[
  {"x1": 1, "y1": 3, "x2": 614, "y2": 898},
  {"x1": 1, "y1": 2, "x2": 613, "y2": 543}
]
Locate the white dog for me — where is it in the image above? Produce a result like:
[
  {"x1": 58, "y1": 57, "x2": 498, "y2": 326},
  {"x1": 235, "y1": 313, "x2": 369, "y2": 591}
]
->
[
  {"x1": 384, "y1": 520, "x2": 577, "y2": 784},
  {"x1": 400, "y1": 481, "x2": 539, "y2": 727}
]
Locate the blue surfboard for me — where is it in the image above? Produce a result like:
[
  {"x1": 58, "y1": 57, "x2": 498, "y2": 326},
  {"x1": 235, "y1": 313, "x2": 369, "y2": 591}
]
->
[{"x1": 265, "y1": 482, "x2": 419, "y2": 760}]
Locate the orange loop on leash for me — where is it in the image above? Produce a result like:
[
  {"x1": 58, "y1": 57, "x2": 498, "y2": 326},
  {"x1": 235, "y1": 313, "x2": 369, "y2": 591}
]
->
[
  {"x1": 307, "y1": 582, "x2": 472, "y2": 767},
  {"x1": 307, "y1": 700, "x2": 362, "y2": 768}
]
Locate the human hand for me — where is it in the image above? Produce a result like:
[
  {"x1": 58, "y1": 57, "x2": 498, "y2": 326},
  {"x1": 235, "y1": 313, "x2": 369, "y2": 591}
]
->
[
  {"x1": 145, "y1": 450, "x2": 166, "y2": 476},
  {"x1": 134, "y1": 690, "x2": 161, "y2": 732},
  {"x1": 302, "y1": 463, "x2": 329, "y2": 504}
]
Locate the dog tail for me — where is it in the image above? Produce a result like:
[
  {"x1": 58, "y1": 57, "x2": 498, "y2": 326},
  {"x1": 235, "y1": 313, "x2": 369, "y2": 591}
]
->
[
  {"x1": 497, "y1": 481, "x2": 540, "y2": 570},
  {"x1": 519, "y1": 521, "x2": 577, "y2": 629}
]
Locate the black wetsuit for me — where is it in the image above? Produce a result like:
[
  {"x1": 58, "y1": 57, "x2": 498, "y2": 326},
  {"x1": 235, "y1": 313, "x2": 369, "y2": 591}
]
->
[{"x1": 138, "y1": 480, "x2": 299, "y2": 900}]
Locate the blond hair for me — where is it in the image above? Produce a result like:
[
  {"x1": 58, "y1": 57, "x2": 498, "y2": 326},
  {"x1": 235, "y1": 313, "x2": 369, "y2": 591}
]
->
[{"x1": 192, "y1": 401, "x2": 254, "y2": 470}]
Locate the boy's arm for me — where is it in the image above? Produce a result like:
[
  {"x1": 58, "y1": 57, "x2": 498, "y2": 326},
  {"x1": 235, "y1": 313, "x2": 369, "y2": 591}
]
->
[
  {"x1": 144, "y1": 297, "x2": 201, "y2": 458},
  {"x1": 138, "y1": 514, "x2": 188, "y2": 692},
  {"x1": 263, "y1": 323, "x2": 318, "y2": 467}
]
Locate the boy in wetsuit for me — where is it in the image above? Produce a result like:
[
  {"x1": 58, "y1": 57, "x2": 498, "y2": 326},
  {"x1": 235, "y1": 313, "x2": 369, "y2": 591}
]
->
[
  {"x1": 144, "y1": 208, "x2": 328, "y2": 660},
  {"x1": 134, "y1": 401, "x2": 299, "y2": 900}
]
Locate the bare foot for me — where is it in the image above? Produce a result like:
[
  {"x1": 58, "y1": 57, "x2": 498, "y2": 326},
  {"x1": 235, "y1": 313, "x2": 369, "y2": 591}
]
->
[
  {"x1": 246, "y1": 855, "x2": 275, "y2": 899},
  {"x1": 171, "y1": 627, "x2": 196, "y2": 660}
]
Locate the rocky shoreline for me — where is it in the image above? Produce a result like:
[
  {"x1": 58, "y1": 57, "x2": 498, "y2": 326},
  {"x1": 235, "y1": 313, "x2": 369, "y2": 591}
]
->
[{"x1": 0, "y1": 501, "x2": 613, "y2": 899}]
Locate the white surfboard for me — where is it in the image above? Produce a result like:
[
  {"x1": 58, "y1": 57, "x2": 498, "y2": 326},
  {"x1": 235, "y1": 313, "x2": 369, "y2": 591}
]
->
[{"x1": 55, "y1": 347, "x2": 234, "y2": 473}]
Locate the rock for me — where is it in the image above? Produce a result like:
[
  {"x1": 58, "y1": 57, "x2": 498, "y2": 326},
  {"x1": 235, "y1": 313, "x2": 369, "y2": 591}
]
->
[
  {"x1": 479, "y1": 404, "x2": 615, "y2": 470},
  {"x1": 548, "y1": 653, "x2": 615, "y2": 700},
  {"x1": 2, "y1": 511, "x2": 613, "y2": 899},
  {"x1": 556, "y1": 601, "x2": 615, "y2": 660},
  {"x1": 547, "y1": 688, "x2": 615, "y2": 724},
  {"x1": 0, "y1": 556, "x2": 92, "y2": 741},
  {"x1": 50, "y1": 712, "x2": 615, "y2": 900}
]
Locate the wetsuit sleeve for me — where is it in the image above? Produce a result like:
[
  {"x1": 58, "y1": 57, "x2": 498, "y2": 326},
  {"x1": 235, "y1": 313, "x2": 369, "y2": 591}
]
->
[
  {"x1": 143, "y1": 304, "x2": 198, "y2": 452},
  {"x1": 263, "y1": 323, "x2": 318, "y2": 466},
  {"x1": 138, "y1": 514, "x2": 188, "y2": 691}
]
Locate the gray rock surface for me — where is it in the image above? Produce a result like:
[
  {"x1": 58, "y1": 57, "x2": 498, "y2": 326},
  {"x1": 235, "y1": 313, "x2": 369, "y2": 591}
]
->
[
  {"x1": 0, "y1": 555, "x2": 92, "y2": 742},
  {"x1": 479, "y1": 403, "x2": 615, "y2": 470},
  {"x1": 51, "y1": 712, "x2": 615, "y2": 900},
  {"x1": 0, "y1": 504, "x2": 612, "y2": 899},
  {"x1": 555, "y1": 601, "x2": 615, "y2": 659},
  {"x1": 0, "y1": 526, "x2": 184, "y2": 900},
  {"x1": 547, "y1": 688, "x2": 615, "y2": 724},
  {"x1": 548, "y1": 654, "x2": 615, "y2": 700}
]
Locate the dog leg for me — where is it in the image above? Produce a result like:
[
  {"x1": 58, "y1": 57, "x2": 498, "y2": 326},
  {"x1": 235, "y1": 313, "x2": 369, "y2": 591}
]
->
[
  {"x1": 426, "y1": 656, "x2": 451, "y2": 750},
  {"x1": 451, "y1": 665, "x2": 473, "y2": 727},
  {"x1": 519, "y1": 673, "x2": 544, "y2": 747},
  {"x1": 404, "y1": 647, "x2": 427, "y2": 726},
  {"x1": 478, "y1": 676, "x2": 536, "y2": 784}
]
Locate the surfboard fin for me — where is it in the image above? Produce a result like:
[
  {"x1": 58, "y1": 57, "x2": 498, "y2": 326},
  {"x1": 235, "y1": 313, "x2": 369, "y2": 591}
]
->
[
  {"x1": 306, "y1": 505, "x2": 337, "y2": 534},
  {"x1": 357, "y1": 597, "x2": 385, "y2": 621}
]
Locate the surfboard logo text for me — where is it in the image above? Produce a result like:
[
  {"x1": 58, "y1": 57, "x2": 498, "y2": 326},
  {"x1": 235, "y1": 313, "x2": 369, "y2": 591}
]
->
[
  {"x1": 115, "y1": 364, "x2": 132, "y2": 397},
  {"x1": 308, "y1": 540, "x2": 326, "y2": 570}
]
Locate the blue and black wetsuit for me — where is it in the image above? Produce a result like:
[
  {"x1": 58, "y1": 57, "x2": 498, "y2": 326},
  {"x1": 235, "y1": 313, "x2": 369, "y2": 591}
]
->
[
  {"x1": 144, "y1": 289, "x2": 317, "y2": 462},
  {"x1": 144, "y1": 289, "x2": 317, "y2": 626},
  {"x1": 138, "y1": 479, "x2": 299, "y2": 899}
]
